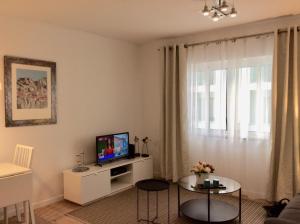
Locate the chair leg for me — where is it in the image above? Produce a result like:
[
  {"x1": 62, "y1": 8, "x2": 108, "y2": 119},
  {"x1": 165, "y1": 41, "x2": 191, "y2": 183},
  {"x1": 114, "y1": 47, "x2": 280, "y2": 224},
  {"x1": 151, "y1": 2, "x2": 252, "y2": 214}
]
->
[
  {"x1": 29, "y1": 201, "x2": 35, "y2": 224},
  {"x1": 15, "y1": 203, "x2": 22, "y2": 222},
  {"x1": 4, "y1": 207, "x2": 8, "y2": 224},
  {"x1": 24, "y1": 201, "x2": 29, "y2": 224}
]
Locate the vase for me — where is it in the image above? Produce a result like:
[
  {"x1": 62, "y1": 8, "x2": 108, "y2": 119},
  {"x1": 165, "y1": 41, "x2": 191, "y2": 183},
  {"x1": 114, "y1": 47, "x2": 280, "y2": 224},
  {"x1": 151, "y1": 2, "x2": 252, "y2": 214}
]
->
[{"x1": 196, "y1": 173, "x2": 209, "y2": 185}]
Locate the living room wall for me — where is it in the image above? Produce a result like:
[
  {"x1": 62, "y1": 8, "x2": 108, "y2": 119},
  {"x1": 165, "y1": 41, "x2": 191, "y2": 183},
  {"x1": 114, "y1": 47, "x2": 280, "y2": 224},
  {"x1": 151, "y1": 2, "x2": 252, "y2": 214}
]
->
[
  {"x1": 0, "y1": 16, "x2": 143, "y2": 207},
  {"x1": 2, "y1": 13, "x2": 300, "y2": 207},
  {"x1": 139, "y1": 14, "x2": 300, "y2": 199}
]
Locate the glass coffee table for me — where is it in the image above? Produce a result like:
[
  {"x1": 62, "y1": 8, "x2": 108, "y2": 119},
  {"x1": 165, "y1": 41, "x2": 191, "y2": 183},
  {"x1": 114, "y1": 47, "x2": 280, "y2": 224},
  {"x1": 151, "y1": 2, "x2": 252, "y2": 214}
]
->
[{"x1": 178, "y1": 175, "x2": 241, "y2": 223}]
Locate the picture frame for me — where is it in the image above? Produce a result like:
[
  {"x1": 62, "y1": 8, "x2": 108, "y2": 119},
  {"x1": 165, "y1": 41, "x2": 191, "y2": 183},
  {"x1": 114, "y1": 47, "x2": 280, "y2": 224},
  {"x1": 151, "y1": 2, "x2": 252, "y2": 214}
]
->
[{"x1": 4, "y1": 56, "x2": 57, "y2": 127}]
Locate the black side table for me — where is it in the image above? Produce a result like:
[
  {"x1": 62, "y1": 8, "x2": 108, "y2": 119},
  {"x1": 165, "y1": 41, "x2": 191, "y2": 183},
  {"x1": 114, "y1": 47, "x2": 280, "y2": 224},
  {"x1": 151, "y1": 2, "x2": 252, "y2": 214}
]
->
[{"x1": 136, "y1": 179, "x2": 170, "y2": 224}]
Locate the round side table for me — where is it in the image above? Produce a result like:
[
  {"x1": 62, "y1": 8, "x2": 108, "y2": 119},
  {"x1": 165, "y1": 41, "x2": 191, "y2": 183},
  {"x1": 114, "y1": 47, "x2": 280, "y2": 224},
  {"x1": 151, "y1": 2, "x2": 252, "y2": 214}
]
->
[{"x1": 136, "y1": 179, "x2": 170, "y2": 224}]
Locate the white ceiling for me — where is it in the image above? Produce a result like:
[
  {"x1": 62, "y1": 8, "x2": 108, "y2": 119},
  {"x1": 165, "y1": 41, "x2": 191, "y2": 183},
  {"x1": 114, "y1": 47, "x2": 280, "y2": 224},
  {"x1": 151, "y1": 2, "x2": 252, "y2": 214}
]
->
[{"x1": 0, "y1": 0, "x2": 299, "y2": 44}]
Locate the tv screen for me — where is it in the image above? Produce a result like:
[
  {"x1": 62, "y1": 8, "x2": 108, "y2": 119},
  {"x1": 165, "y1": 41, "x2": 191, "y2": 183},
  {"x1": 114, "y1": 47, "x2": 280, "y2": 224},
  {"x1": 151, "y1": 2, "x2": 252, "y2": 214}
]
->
[{"x1": 96, "y1": 132, "x2": 129, "y2": 164}]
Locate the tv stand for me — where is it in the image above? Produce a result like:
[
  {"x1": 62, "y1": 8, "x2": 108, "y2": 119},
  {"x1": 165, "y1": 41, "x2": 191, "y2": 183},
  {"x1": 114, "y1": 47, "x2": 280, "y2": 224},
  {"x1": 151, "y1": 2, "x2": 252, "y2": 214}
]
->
[{"x1": 63, "y1": 156, "x2": 153, "y2": 205}]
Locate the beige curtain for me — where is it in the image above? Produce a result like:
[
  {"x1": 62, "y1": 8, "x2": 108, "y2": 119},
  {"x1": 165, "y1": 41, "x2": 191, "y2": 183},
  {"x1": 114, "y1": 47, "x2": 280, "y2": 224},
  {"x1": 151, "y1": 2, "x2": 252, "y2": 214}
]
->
[
  {"x1": 160, "y1": 44, "x2": 189, "y2": 182},
  {"x1": 268, "y1": 27, "x2": 300, "y2": 201}
]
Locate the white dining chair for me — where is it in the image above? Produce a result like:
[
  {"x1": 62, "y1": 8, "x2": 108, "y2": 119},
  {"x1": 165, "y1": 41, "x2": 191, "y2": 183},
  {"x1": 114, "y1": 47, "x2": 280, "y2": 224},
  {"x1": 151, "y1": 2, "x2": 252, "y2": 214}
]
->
[
  {"x1": 13, "y1": 144, "x2": 34, "y2": 169},
  {"x1": 3, "y1": 144, "x2": 34, "y2": 224}
]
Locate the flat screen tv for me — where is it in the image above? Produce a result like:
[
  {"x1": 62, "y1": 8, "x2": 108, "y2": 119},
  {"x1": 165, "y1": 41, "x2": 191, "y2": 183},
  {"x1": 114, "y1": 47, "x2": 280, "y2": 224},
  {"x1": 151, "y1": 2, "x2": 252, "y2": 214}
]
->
[{"x1": 96, "y1": 132, "x2": 129, "y2": 165}]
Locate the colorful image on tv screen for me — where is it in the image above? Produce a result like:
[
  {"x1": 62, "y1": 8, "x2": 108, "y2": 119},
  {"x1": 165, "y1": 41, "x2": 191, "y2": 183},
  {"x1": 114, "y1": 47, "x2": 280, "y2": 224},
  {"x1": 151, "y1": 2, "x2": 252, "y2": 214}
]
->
[{"x1": 97, "y1": 133, "x2": 129, "y2": 163}]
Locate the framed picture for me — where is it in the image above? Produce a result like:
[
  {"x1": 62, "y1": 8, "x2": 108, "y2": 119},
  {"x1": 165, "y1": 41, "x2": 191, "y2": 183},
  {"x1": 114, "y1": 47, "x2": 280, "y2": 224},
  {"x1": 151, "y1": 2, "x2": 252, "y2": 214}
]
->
[{"x1": 4, "y1": 56, "x2": 57, "y2": 127}]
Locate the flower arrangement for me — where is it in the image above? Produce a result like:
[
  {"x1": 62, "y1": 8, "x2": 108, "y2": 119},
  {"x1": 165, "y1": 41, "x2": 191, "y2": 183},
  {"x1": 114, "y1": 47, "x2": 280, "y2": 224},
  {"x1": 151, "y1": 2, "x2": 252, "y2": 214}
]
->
[{"x1": 191, "y1": 161, "x2": 215, "y2": 175}]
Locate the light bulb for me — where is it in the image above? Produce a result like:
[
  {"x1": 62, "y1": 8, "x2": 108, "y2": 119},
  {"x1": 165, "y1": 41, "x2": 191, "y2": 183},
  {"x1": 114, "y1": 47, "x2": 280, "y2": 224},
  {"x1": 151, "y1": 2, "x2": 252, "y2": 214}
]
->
[
  {"x1": 220, "y1": 1, "x2": 229, "y2": 12},
  {"x1": 212, "y1": 17, "x2": 219, "y2": 22},
  {"x1": 202, "y1": 5, "x2": 210, "y2": 16},
  {"x1": 230, "y1": 7, "x2": 237, "y2": 17},
  {"x1": 212, "y1": 12, "x2": 219, "y2": 22}
]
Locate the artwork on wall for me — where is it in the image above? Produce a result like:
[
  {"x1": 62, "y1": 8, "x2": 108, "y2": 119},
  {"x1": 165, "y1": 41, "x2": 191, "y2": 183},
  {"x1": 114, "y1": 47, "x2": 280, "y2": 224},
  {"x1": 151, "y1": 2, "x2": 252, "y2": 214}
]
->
[{"x1": 4, "y1": 56, "x2": 57, "y2": 127}]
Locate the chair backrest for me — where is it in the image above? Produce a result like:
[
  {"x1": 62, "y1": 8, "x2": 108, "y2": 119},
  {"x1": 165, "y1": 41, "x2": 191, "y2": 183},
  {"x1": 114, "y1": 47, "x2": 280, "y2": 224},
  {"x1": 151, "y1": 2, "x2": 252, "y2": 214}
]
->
[{"x1": 13, "y1": 144, "x2": 34, "y2": 168}]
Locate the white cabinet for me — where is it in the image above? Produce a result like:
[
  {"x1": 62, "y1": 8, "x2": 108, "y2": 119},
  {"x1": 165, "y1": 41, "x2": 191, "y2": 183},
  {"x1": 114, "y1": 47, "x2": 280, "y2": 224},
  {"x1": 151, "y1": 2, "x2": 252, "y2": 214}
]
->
[
  {"x1": 64, "y1": 170, "x2": 110, "y2": 205},
  {"x1": 133, "y1": 158, "x2": 153, "y2": 184},
  {"x1": 81, "y1": 171, "x2": 110, "y2": 204},
  {"x1": 64, "y1": 156, "x2": 153, "y2": 205}
]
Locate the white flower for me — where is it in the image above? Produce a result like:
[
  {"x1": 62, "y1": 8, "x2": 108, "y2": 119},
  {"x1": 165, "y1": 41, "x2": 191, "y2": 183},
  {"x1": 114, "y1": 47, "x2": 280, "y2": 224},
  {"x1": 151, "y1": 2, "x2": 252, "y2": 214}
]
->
[
  {"x1": 197, "y1": 164, "x2": 204, "y2": 171},
  {"x1": 191, "y1": 161, "x2": 215, "y2": 174},
  {"x1": 204, "y1": 166, "x2": 211, "y2": 173}
]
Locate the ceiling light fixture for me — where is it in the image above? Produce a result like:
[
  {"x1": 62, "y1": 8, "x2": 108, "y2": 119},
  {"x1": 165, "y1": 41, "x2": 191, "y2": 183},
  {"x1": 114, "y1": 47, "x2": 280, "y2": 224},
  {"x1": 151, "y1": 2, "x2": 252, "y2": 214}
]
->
[
  {"x1": 212, "y1": 12, "x2": 220, "y2": 22},
  {"x1": 202, "y1": 4, "x2": 210, "y2": 16},
  {"x1": 220, "y1": 1, "x2": 229, "y2": 12},
  {"x1": 230, "y1": 7, "x2": 237, "y2": 17},
  {"x1": 200, "y1": 0, "x2": 238, "y2": 22}
]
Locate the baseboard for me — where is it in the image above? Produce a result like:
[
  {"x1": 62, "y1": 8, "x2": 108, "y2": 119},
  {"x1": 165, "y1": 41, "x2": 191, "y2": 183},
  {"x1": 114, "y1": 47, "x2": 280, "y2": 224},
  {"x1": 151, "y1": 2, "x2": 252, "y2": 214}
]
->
[
  {"x1": 33, "y1": 194, "x2": 64, "y2": 209},
  {"x1": 242, "y1": 189, "x2": 266, "y2": 200}
]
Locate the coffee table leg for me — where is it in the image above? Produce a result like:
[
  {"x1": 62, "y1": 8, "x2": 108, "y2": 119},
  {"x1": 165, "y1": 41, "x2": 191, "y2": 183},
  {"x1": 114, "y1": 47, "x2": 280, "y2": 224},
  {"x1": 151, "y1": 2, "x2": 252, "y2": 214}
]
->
[
  {"x1": 156, "y1": 191, "x2": 158, "y2": 219},
  {"x1": 168, "y1": 187, "x2": 170, "y2": 224},
  {"x1": 147, "y1": 191, "x2": 149, "y2": 224},
  {"x1": 239, "y1": 188, "x2": 242, "y2": 223},
  {"x1": 208, "y1": 190, "x2": 211, "y2": 224},
  {"x1": 137, "y1": 188, "x2": 139, "y2": 222},
  {"x1": 178, "y1": 184, "x2": 180, "y2": 217}
]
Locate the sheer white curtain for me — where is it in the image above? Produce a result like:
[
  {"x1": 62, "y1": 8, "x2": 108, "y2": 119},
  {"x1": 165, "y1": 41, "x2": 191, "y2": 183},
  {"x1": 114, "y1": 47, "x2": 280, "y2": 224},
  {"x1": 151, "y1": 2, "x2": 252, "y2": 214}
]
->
[{"x1": 186, "y1": 35, "x2": 274, "y2": 198}]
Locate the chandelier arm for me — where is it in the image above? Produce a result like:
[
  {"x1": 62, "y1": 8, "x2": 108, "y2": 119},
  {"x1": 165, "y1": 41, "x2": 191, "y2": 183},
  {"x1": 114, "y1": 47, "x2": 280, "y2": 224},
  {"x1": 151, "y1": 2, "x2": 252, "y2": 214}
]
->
[{"x1": 211, "y1": 6, "x2": 230, "y2": 16}]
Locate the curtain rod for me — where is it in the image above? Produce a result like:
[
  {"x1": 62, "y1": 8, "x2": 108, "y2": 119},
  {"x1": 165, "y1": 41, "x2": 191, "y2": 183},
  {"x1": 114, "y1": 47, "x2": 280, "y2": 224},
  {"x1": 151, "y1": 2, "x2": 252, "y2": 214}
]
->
[
  {"x1": 185, "y1": 27, "x2": 299, "y2": 48},
  {"x1": 184, "y1": 31, "x2": 273, "y2": 48},
  {"x1": 157, "y1": 26, "x2": 299, "y2": 50}
]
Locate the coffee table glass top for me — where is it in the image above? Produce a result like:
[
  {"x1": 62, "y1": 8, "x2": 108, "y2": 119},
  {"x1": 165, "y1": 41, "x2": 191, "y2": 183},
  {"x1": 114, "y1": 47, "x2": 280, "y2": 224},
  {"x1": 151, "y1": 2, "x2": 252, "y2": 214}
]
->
[{"x1": 178, "y1": 175, "x2": 241, "y2": 194}]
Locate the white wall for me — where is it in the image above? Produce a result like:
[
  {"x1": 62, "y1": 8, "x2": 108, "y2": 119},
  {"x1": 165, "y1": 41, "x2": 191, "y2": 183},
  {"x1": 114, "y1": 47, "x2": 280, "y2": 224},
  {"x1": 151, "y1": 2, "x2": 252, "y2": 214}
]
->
[
  {"x1": 139, "y1": 15, "x2": 300, "y2": 198},
  {"x1": 0, "y1": 16, "x2": 143, "y2": 207}
]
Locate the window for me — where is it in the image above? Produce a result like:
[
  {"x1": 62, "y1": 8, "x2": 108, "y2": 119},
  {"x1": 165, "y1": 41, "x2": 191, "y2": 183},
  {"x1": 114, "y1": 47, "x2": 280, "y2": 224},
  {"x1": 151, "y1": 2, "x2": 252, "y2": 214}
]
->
[
  {"x1": 241, "y1": 66, "x2": 272, "y2": 132},
  {"x1": 194, "y1": 70, "x2": 226, "y2": 130},
  {"x1": 187, "y1": 35, "x2": 274, "y2": 138},
  {"x1": 188, "y1": 60, "x2": 273, "y2": 138}
]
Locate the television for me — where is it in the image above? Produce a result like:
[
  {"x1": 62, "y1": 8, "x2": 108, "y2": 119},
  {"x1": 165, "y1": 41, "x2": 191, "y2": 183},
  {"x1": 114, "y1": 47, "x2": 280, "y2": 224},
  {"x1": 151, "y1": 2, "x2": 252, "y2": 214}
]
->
[{"x1": 96, "y1": 132, "x2": 129, "y2": 165}]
